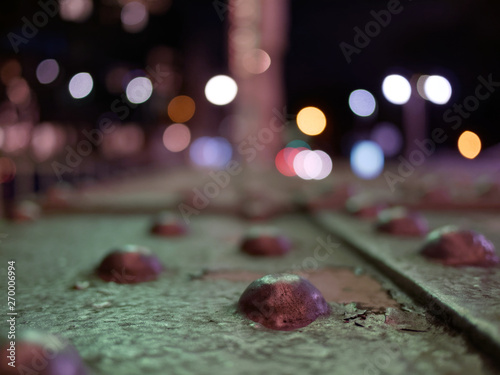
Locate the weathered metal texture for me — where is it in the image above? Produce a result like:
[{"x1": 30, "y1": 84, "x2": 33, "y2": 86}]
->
[
  {"x1": 0, "y1": 213, "x2": 498, "y2": 374},
  {"x1": 313, "y1": 210, "x2": 500, "y2": 364}
]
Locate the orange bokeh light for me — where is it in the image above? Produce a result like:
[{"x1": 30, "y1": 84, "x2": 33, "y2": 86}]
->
[
  {"x1": 458, "y1": 130, "x2": 481, "y2": 159},
  {"x1": 296, "y1": 106, "x2": 327, "y2": 136},
  {"x1": 167, "y1": 95, "x2": 196, "y2": 123},
  {"x1": 1, "y1": 59, "x2": 22, "y2": 85}
]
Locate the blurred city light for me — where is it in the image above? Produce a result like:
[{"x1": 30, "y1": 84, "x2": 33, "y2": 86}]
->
[
  {"x1": 36, "y1": 59, "x2": 60, "y2": 85},
  {"x1": 121, "y1": 1, "x2": 149, "y2": 33},
  {"x1": 205, "y1": 75, "x2": 238, "y2": 105},
  {"x1": 168, "y1": 95, "x2": 196, "y2": 123},
  {"x1": 382, "y1": 74, "x2": 411, "y2": 105},
  {"x1": 350, "y1": 140, "x2": 384, "y2": 179},
  {"x1": 242, "y1": 48, "x2": 271, "y2": 74},
  {"x1": 423, "y1": 75, "x2": 452, "y2": 105},
  {"x1": 348, "y1": 89, "x2": 376, "y2": 117},
  {"x1": 189, "y1": 136, "x2": 232, "y2": 168},
  {"x1": 69, "y1": 72, "x2": 93, "y2": 99},
  {"x1": 163, "y1": 123, "x2": 191, "y2": 152},
  {"x1": 296, "y1": 106, "x2": 327, "y2": 136},
  {"x1": 458, "y1": 130, "x2": 481, "y2": 159},
  {"x1": 59, "y1": 0, "x2": 93, "y2": 22},
  {"x1": 125, "y1": 77, "x2": 153, "y2": 104}
]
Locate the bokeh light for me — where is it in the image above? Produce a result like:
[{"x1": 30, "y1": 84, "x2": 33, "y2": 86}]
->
[
  {"x1": 370, "y1": 122, "x2": 403, "y2": 157},
  {"x1": 205, "y1": 75, "x2": 238, "y2": 105},
  {"x1": 36, "y1": 59, "x2": 60, "y2": 85},
  {"x1": 121, "y1": 1, "x2": 149, "y2": 33},
  {"x1": 189, "y1": 137, "x2": 232, "y2": 168},
  {"x1": 7, "y1": 78, "x2": 31, "y2": 106},
  {"x1": 0, "y1": 157, "x2": 16, "y2": 184},
  {"x1": 284, "y1": 147, "x2": 307, "y2": 176},
  {"x1": 423, "y1": 75, "x2": 452, "y2": 105},
  {"x1": 286, "y1": 140, "x2": 311, "y2": 149},
  {"x1": 350, "y1": 140, "x2": 384, "y2": 179},
  {"x1": 126, "y1": 77, "x2": 153, "y2": 104},
  {"x1": 416, "y1": 75, "x2": 429, "y2": 100},
  {"x1": 101, "y1": 124, "x2": 145, "y2": 158},
  {"x1": 163, "y1": 123, "x2": 191, "y2": 152},
  {"x1": 296, "y1": 106, "x2": 327, "y2": 136},
  {"x1": 1, "y1": 60, "x2": 22, "y2": 85},
  {"x1": 242, "y1": 49, "x2": 271, "y2": 74},
  {"x1": 2, "y1": 123, "x2": 32, "y2": 154},
  {"x1": 121, "y1": 69, "x2": 146, "y2": 91},
  {"x1": 69, "y1": 72, "x2": 93, "y2": 99},
  {"x1": 59, "y1": 0, "x2": 93, "y2": 22},
  {"x1": 348, "y1": 89, "x2": 376, "y2": 117},
  {"x1": 168, "y1": 95, "x2": 196, "y2": 123},
  {"x1": 303, "y1": 151, "x2": 323, "y2": 179},
  {"x1": 31, "y1": 123, "x2": 64, "y2": 162},
  {"x1": 275, "y1": 149, "x2": 296, "y2": 177},
  {"x1": 292, "y1": 150, "x2": 330, "y2": 180},
  {"x1": 382, "y1": 74, "x2": 411, "y2": 105},
  {"x1": 314, "y1": 150, "x2": 333, "y2": 180},
  {"x1": 279, "y1": 148, "x2": 332, "y2": 180},
  {"x1": 293, "y1": 150, "x2": 313, "y2": 180},
  {"x1": 458, "y1": 131, "x2": 481, "y2": 159}
]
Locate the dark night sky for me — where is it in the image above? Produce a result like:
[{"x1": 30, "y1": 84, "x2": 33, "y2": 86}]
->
[{"x1": 2, "y1": 0, "x2": 500, "y2": 154}]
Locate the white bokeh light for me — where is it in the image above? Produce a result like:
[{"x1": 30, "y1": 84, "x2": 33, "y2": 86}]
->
[
  {"x1": 350, "y1": 140, "x2": 384, "y2": 179},
  {"x1": 314, "y1": 150, "x2": 333, "y2": 180},
  {"x1": 303, "y1": 151, "x2": 323, "y2": 179},
  {"x1": 68, "y1": 72, "x2": 93, "y2": 99},
  {"x1": 126, "y1": 77, "x2": 153, "y2": 104},
  {"x1": 382, "y1": 74, "x2": 411, "y2": 105},
  {"x1": 291, "y1": 150, "x2": 333, "y2": 180},
  {"x1": 36, "y1": 59, "x2": 60, "y2": 84},
  {"x1": 293, "y1": 150, "x2": 313, "y2": 180},
  {"x1": 205, "y1": 75, "x2": 238, "y2": 105},
  {"x1": 423, "y1": 75, "x2": 452, "y2": 105},
  {"x1": 416, "y1": 75, "x2": 429, "y2": 100},
  {"x1": 121, "y1": 1, "x2": 149, "y2": 33},
  {"x1": 348, "y1": 89, "x2": 377, "y2": 117}
]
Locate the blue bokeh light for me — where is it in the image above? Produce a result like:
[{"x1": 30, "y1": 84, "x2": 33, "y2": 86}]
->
[
  {"x1": 350, "y1": 140, "x2": 384, "y2": 179},
  {"x1": 189, "y1": 136, "x2": 232, "y2": 169}
]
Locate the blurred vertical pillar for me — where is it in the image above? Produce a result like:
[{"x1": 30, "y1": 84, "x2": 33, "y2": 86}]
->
[
  {"x1": 228, "y1": 0, "x2": 289, "y2": 169},
  {"x1": 403, "y1": 75, "x2": 426, "y2": 157}
]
